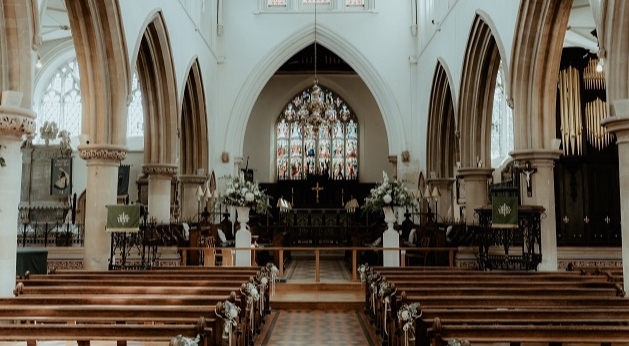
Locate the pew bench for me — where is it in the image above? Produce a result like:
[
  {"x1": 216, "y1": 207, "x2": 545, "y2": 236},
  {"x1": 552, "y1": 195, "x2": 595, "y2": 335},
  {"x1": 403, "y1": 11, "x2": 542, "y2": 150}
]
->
[
  {"x1": 428, "y1": 318, "x2": 629, "y2": 346},
  {"x1": 0, "y1": 318, "x2": 211, "y2": 346}
]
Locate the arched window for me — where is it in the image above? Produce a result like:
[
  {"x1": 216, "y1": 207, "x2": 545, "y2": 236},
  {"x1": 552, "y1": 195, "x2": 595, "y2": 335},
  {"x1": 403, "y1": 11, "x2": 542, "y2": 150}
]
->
[
  {"x1": 490, "y1": 62, "x2": 514, "y2": 166},
  {"x1": 276, "y1": 86, "x2": 358, "y2": 181},
  {"x1": 36, "y1": 58, "x2": 144, "y2": 140},
  {"x1": 37, "y1": 58, "x2": 82, "y2": 138},
  {"x1": 127, "y1": 72, "x2": 144, "y2": 137}
]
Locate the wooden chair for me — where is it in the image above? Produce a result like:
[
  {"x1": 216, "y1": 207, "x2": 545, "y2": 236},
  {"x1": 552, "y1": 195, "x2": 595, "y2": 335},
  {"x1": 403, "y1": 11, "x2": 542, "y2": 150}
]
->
[
  {"x1": 405, "y1": 236, "x2": 430, "y2": 266},
  {"x1": 202, "y1": 237, "x2": 216, "y2": 267}
]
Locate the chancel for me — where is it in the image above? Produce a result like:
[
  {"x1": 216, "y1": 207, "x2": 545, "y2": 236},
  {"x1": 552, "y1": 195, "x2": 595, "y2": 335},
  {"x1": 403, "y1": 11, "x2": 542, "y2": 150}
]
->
[{"x1": 2, "y1": 0, "x2": 629, "y2": 345}]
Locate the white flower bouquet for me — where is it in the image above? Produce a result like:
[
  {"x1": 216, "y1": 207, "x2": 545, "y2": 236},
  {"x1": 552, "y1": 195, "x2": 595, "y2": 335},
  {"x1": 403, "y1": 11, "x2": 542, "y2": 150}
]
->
[
  {"x1": 363, "y1": 171, "x2": 417, "y2": 213},
  {"x1": 219, "y1": 173, "x2": 271, "y2": 213}
]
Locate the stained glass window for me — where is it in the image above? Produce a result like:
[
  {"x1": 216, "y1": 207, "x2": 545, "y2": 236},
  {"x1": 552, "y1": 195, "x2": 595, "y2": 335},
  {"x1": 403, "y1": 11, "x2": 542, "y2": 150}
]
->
[
  {"x1": 37, "y1": 58, "x2": 145, "y2": 140},
  {"x1": 127, "y1": 72, "x2": 144, "y2": 137},
  {"x1": 276, "y1": 86, "x2": 358, "y2": 181},
  {"x1": 491, "y1": 62, "x2": 514, "y2": 164}
]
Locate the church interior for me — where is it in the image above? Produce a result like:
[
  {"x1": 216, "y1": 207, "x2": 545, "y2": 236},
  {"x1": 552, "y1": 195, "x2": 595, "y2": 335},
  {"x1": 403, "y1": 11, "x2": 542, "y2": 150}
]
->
[{"x1": 1, "y1": 0, "x2": 629, "y2": 345}]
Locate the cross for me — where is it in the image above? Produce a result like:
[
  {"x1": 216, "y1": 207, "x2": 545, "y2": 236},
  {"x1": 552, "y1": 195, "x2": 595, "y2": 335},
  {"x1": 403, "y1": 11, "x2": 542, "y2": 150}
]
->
[{"x1": 311, "y1": 182, "x2": 324, "y2": 204}]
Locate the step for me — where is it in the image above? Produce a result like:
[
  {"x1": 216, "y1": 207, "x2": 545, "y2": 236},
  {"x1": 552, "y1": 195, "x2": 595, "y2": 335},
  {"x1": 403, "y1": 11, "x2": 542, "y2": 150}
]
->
[{"x1": 269, "y1": 282, "x2": 365, "y2": 311}]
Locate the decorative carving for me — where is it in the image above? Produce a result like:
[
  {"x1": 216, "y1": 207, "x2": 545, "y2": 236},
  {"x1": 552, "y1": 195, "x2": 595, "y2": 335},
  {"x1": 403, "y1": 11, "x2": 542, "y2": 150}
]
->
[
  {"x1": 39, "y1": 121, "x2": 59, "y2": 145},
  {"x1": 0, "y1": 112, "x2": 36, "y2": 138},
  {"x1": 79, "y1": 147, "x2": 127, "y2": 161},
  {"x1": 142, "y1": 164, "x2": 179, "y2": 176}
]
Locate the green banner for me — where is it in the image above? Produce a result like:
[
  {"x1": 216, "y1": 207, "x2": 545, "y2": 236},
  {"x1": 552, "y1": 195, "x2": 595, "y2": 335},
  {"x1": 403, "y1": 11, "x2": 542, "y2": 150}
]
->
[
  {"x1": 106, "y1": 205, "x2": 141, "y2": 233},
  {"x1": 492, "y1": 196, "x2": 518, "y2": 228}
]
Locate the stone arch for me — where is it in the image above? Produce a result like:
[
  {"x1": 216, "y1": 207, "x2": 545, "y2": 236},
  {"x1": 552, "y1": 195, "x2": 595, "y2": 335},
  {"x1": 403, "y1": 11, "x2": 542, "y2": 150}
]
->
[
  {"x1": 427, "y1": 60, "x2": 456, "y2": 178},
  {"x1": 135, "y1": 11, "x2": 179, "y2": 168},
  {"x1": 226, "y1": 23, "x2": 404, "y2": 157},
  {"x1": 180, "y1": 58, "x2": 209, "y2": 175},
  {"x1": 509, "y1": 0, "x2": 572, "y2": 149},
  {"x1": 1, "y1": 0, "x2": 38, "y2": 108},
  {"x1": 457, "y1": 13, "x2": 504, "y2": 168},
  {"x1": 65, "y1": 0, "x2": 130, "y2": 148}
]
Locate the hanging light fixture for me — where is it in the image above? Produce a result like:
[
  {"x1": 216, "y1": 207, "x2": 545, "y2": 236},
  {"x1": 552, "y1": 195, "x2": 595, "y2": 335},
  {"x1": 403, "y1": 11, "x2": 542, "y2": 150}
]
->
[{"x1": 282, "y1": 1, "x2": 350, "y2": 134}]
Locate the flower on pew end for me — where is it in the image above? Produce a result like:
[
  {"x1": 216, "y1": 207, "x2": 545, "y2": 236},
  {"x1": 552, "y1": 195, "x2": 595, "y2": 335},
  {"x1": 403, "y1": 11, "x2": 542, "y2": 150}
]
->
[
  {"x1": 242, "y1": 282, "x2": 260, "y2": 302},
  {"x1": 357, "y1": 263, "x2": 370, "y2": 283},
  {"x1": 171, "y1": 334, "x2": 201, "y2": 346},
  {"x1": 448, "y1": 340, "x2": 466, "y2": 346}
]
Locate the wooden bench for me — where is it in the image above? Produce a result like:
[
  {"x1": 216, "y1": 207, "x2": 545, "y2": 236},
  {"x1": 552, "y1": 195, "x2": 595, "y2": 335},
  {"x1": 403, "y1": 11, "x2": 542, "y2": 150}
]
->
[{"x1": 0, "y1": 316, "x2": 211, "y2": 346}]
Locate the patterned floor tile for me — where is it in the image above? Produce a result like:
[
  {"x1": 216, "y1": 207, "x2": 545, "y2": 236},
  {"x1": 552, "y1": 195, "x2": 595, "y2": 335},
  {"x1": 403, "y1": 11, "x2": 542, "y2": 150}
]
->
[
  {"x1": 256, "y1": 310, "x2": 377, "y2": 346},
  {"x1": 284, "y1": 259, "x2": 351, "y2": 281}
]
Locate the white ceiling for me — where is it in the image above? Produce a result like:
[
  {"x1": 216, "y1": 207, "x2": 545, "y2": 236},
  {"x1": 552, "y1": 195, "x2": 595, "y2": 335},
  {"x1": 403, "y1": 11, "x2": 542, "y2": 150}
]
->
[
  {"x1": 40, "y1": 0, "x2": 71, "y2": 42},
  {"x1": 564, "y1": 0, "x2": 598, "y2": 53}
]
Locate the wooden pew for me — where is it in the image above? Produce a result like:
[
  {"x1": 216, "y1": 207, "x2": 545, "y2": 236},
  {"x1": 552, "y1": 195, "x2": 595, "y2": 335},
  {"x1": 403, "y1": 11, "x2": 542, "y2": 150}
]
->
[{"x1": 0, "y1": 316, "x2": 211, "y2": 346}]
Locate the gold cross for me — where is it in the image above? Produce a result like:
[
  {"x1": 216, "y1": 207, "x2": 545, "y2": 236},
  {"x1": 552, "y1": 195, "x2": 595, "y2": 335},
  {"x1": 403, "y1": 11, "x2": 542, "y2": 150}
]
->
[{"x1": 311, "y1": 182, "x2": 324, "y2": 204}]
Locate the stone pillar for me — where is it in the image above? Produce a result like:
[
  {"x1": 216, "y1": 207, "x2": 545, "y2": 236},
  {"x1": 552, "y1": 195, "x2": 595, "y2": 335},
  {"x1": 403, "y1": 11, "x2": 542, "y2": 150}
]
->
[
  {"x1": 179, "y1": 175, "x2": 208, "y2": 222},
  {"x1": 427, "y1": 178, "x2": 455, "y2": 222},
  {"x1": 0, "y1": 106, "x2": 36, "y2": 296},
  {"x1": 511, "y1": 149, "x2": 562, "y2": 271},
  {"x1": 80, "y1": 147, "x2": 126, "y2": 270},
  {"x1": 143, "y1": 164, "x2": 178, "y2": 224},
  {"x1": 601, "y1": 99, "x2": 629, "y2": 297},
  {"x1": 457, "y1": 168, "x2": 494, "y2": 225}
]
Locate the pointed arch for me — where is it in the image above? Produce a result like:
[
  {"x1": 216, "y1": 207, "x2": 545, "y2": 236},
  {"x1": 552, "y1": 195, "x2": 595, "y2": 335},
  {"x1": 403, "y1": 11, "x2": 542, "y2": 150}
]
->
[
  {"x1": 457, "y1": 13, "x2": 503, "y2": 168},
  {"x1": 180, "y1": 58, "x2": 209, "y2": 175},
  {"x1": 427, "y1": 60, "x2": 456, "y2": 178},
  {"x1": 226, "y1": 23, "x2": 404, "y2": 157},
  {"x1": 0, "y1": 0, "x2": 37, "y2": 108},
  {"x1": 509, "y1": 0, "x2": 572, "y2": 149},
  {"x1": 135, "y1": 11, "x2": 179, "y2": 167},
  {"x1": 66, "y1": 0, "x2": 130, "y2": 148}
]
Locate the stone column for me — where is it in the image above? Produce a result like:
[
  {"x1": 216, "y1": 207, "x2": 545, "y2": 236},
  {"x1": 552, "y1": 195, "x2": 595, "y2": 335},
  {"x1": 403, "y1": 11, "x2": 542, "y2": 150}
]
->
[
  {"x1": 427, "y1": 178, "x2": 455, "y2": 222},
  {"x1": 511, "y1": 149, "x2": 562, "y2": 271},
  {"x1": 457, "y1": 168, "x2": 494, "y2": 225},
  {"x1": 143, "y1": 164, "x2": 178, "y2": 224},
  {"x1": 601, "y1": 99, "x2": 629, "y2": 297},
  {"x1": 179, "y1": 175, "x2": 208, "y2": 222},
  {"x1": 80, "y1": 146, "x2": 126, "y2": 270},
  {"x1": 0, "y1": 106, "x2": 36, "y2": 296}
]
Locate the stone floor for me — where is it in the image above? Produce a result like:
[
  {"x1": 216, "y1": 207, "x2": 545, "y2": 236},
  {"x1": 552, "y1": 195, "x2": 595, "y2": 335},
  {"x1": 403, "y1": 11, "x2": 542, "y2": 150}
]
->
[{"x1": 255, "y1": 310, "x2": 378, "y2": 346}]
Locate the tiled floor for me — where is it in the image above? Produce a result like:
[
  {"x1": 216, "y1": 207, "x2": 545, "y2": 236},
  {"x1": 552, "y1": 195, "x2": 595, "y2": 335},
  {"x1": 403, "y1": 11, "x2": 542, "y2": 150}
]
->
[
  {"x1": 284, "y1": 258, "x2": 351, "y2": 281},
  {"x1": 256, "y1": 310, "x2": 378, "y2": 346}
]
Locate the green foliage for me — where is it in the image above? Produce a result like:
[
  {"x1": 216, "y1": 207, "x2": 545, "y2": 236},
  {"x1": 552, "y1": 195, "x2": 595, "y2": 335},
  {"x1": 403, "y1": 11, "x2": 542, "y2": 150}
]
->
[
  {"x1": 218, "y1": 173, "x2": 271, "y2": 214},
  {"x1": 363, "y1": 171, "x2": 417, "y2": 213}
]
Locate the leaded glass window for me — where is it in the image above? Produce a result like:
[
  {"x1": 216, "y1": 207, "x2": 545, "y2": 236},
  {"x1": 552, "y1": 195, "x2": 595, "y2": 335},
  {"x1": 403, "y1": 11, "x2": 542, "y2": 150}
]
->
[
  {"x1": 490, "y1": 62, "x2": 514, "y2": 164},
  {"x1": 37, "y1": 58, "x2": 82, "y2": 137},
  {"x1": 37, "y1": 58, "x2": 145, "y2": 140},
  {"x1": 127, "y1": 72, "x2": 144, "y2": 137},
  {"x1": 276, "y1": 86, "x2": 358, "y2": 181}
]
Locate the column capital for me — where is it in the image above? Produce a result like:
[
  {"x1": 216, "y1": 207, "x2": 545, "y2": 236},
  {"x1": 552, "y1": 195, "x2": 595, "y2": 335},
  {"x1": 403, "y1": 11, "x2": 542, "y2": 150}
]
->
[
  {"x1": 78, "y1": 144, "x2": 127, "y2": 162},
  {"x1": 510, "y1": 149, "x2": 562, "y2": 163},
  {"x1": 457, "y1": 167, "x2": 494, "y2": 181},
  {"x1": 142, "y1": 163, "x2": 178, "y2": 177},
  {"x1": 601, "y1": 114, "x2": 629, "y2": 143},
  {"x1": 179, "y1": 174, "x2": 208, "y2": 185},
  {"x1": 0, "y1": 106, "x2": 36, "y2": 139}
]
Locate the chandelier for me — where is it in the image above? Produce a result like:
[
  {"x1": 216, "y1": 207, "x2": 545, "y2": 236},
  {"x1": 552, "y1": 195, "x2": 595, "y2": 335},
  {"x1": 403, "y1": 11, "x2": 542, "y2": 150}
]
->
[{"x1": 282, "y1": 1, "x2": 350, "y2": 134}]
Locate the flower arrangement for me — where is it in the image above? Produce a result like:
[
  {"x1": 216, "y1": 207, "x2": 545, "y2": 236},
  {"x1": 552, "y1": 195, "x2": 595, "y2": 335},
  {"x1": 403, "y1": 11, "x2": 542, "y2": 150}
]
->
[
  {"x1": 218, "y1": 173, "x2": 271, "y2": 213},
  {"x1": 364, "y1": 171, "x2": 417, "y2": 213},
  {"x1": 0, "y1": 144, "x2": 5, "y2": 167}
]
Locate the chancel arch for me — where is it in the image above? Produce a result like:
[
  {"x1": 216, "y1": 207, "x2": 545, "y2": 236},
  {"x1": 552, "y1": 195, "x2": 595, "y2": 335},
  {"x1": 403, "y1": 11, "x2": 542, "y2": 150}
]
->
[{"x1": 226, "y1": 23, "x2": 405, "y2": 161}]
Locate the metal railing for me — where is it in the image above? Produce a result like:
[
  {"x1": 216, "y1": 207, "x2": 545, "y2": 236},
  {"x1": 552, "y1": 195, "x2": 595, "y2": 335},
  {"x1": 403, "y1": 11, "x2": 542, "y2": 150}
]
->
[{"x1": 17, "y1": 222, "x2": 84, "y2": 247}]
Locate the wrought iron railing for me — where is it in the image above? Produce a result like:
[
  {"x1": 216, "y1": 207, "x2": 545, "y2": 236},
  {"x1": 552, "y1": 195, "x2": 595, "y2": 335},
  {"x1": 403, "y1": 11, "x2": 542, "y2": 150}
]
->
[{"x1": 17, "y1": 222, "x2": 84, "y2": 247}]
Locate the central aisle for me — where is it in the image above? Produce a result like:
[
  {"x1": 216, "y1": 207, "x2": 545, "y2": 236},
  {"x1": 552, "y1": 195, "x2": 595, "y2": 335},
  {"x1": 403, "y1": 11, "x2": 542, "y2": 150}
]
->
[{"x1": 256, "y1": 310, "x2": 378, "y2": 346}]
